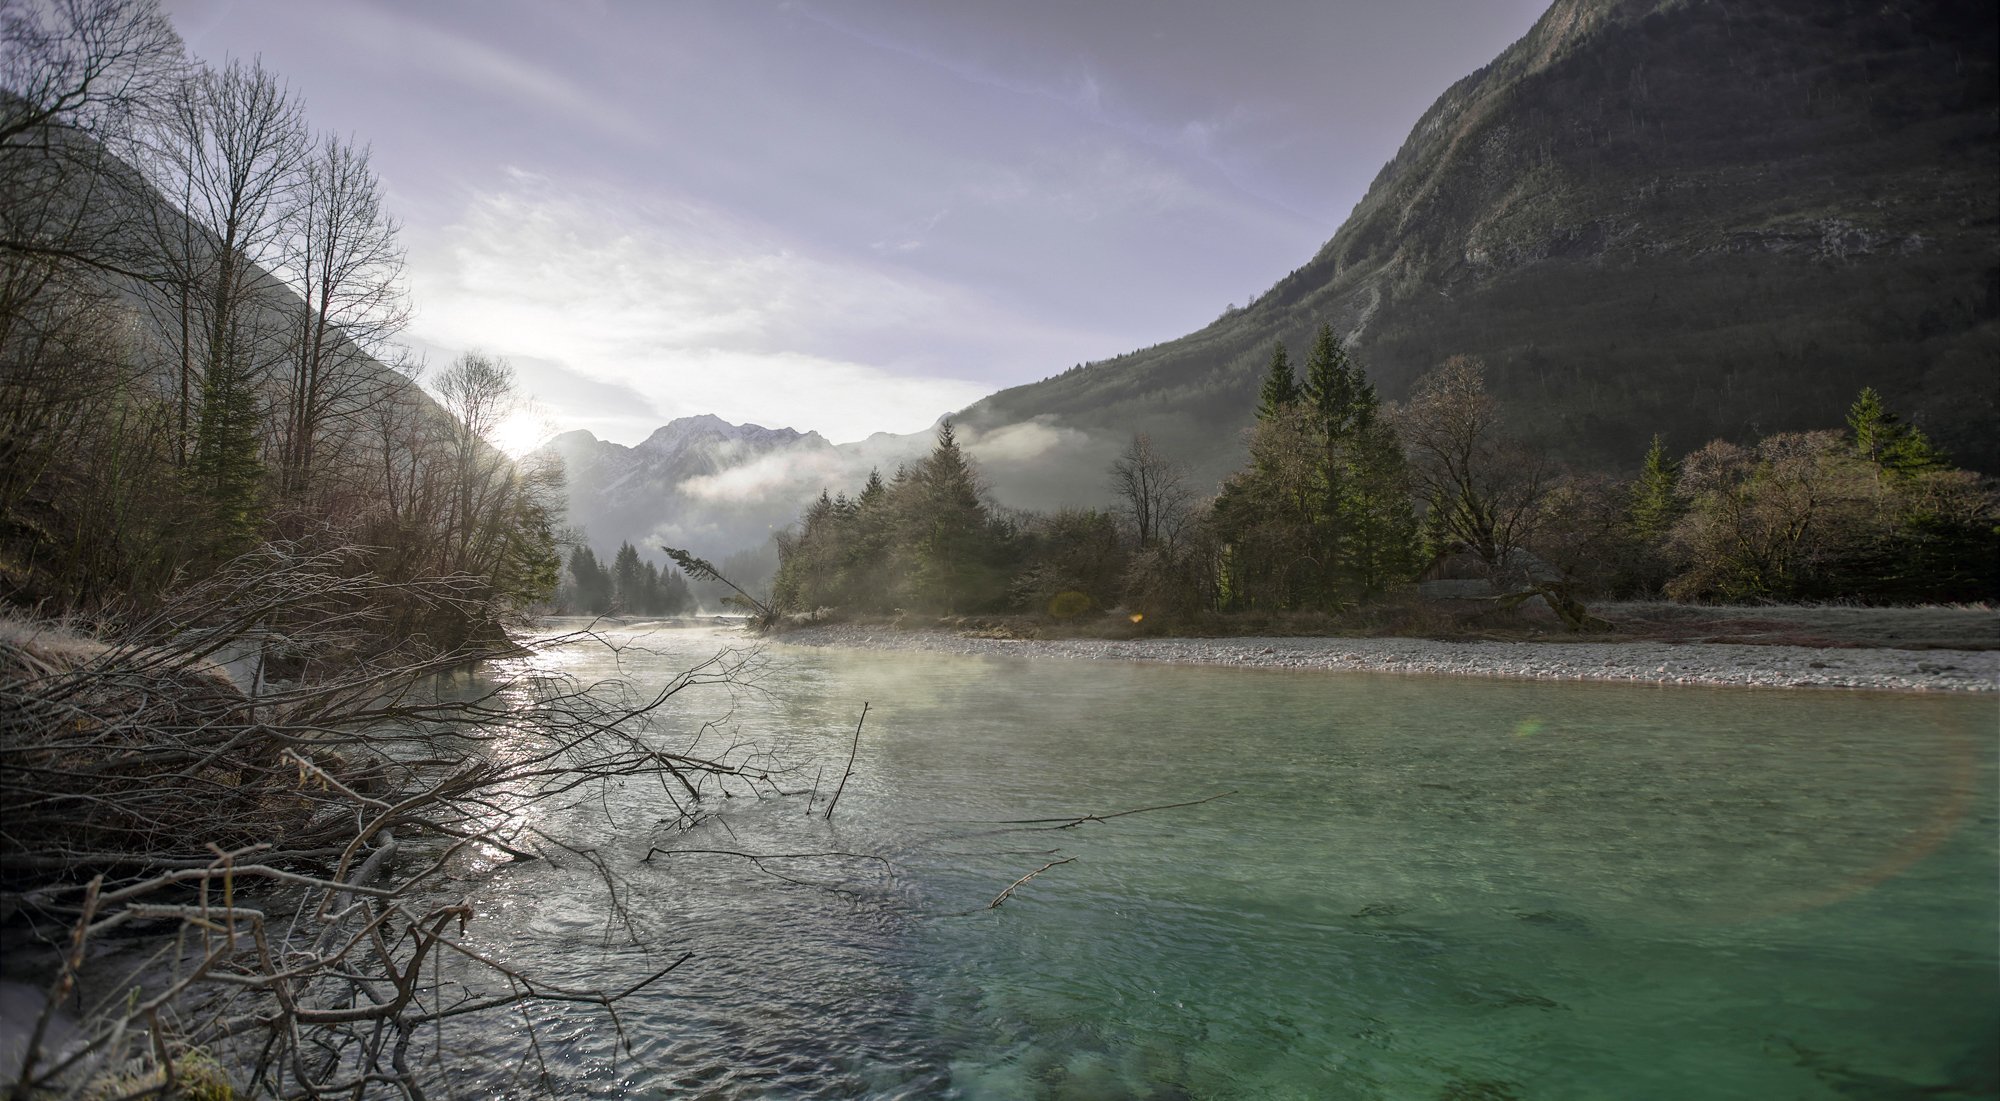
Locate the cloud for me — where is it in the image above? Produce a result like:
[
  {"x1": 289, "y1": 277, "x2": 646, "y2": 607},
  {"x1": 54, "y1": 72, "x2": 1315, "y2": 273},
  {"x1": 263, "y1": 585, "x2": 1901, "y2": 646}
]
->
[
  {"x1": 403, "y1": 174, "x2": 992, "y2": 443},
  {"x1": 325, "y1": 2, "x2": 651, "y2": 144}
]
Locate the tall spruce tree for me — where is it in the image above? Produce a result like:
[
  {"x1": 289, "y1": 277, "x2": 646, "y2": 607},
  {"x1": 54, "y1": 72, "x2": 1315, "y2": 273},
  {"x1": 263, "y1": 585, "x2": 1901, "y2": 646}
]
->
[
  {"x1": 903, "y1": 420, "x2": 995, "y2": 612},
  {"x1": 1256, "y1": 341, "x2": 1299, "y2": 421},
  {"x1": 567, "y1": 545, "x2": 613, "y2": 615},
  {"x1": 1628, "y1": 434, "x2": 1682, "y2": 541}
]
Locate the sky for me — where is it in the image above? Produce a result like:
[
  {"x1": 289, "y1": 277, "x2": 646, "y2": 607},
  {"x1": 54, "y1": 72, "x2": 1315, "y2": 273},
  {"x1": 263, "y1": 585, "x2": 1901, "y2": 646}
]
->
[{"x1": 159, "y1": 0, "x2": 1550, "y2": 450}]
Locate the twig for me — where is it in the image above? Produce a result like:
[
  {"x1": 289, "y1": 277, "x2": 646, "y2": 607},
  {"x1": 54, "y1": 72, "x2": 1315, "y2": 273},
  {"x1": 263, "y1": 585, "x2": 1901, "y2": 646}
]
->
[
  {"x1": 985, "y1": 858, "x2": 1075, "y2": 909},
  {"x1": 822, "y1": 702, "x2": 868, "y2": 821},
  {"x1": 988, "y1": 790, "x2": 1238, "y2": 830}
]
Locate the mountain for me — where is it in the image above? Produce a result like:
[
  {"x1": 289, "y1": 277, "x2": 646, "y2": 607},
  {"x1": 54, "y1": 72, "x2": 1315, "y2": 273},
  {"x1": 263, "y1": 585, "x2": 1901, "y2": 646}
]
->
[
  {"x1": 546, "y1": 415, "x2": 839, "y2": 557},
  {"x1": 958, "y1": 0, "x2": 2000, "y2": 478},
  {"x1": 544, "y1": 412, "x2": 1132, "y2": 562}
]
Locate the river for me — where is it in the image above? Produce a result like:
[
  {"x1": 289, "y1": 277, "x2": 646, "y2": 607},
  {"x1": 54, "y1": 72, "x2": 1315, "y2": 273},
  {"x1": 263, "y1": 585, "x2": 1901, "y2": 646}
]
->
[{"x1": 428, "y1": 620, "x2": 1997, "y2": 1099}]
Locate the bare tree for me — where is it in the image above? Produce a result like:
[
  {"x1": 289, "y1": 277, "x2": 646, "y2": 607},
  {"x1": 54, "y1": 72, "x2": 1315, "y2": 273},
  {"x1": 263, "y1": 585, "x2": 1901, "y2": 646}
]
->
[
  {"x1": 140, "y1": 56, "x2": 307, "y2": 463},
  {"x1": 1109, "y1": 432, "x2": 1192, "y2": 549},
  {"x1": 1394, "y1": 355, "x2": 1552, "y2": 572},
  {"x1": 0, "y1": 0, "x2": 182, "y2": 149},
  {"x1": 0, "y1": 0, "x2": 184, "y2": 274},
  {"x1": 274, "y1": 132, "x2": 408, "y2": 498}
]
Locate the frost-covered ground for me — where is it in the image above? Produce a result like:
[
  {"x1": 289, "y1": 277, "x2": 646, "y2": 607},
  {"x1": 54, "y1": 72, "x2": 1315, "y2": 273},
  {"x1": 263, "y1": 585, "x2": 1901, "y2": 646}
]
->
[{"x1": 773, "y1": 626, "x2": 1998, "y2": 693}]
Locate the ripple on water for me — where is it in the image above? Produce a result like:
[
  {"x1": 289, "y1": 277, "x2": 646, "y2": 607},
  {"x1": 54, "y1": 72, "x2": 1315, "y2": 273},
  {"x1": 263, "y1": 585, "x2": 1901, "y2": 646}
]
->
[{"x1": 429, "y1": 624, "x2": 1996, "y2": 1099}]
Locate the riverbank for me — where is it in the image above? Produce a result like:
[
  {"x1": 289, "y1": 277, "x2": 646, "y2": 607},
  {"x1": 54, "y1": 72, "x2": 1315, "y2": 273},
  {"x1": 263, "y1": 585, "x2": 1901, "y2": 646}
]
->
[{"x1": 771, "y1": 624, "x2": 1998, "y2": 692}]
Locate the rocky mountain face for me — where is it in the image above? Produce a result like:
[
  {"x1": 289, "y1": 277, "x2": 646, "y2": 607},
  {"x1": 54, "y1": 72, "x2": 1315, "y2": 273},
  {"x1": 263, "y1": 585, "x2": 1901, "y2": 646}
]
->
[
  {"x1": 546, "y1": 415, "x2": 839, "y2": 557},
  {"x1": 959, "y1": 0, "x2": 1999, "y2": 477}
]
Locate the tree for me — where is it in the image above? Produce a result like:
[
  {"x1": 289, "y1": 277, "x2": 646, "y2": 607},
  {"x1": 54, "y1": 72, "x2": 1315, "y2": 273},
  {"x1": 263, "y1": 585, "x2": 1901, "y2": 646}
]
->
[
  {"x1": 1628, "y1": 434, "x2": 1682, "y2": 541},
  {"x1": 895, "y1": 419, "x2": 1002, "y2": 612},
  {"x1": 1303, "y1": 322, "x2": 1368, "y2": 439},
  {"x1": 1666, "y1": 432, "x2": 1878, "y2": 601},
  {"x1": 1211, "y1": 404, "x2": 1323, "y2": 610},
  {"x1": 0, "y1": 0, "x2": 184, "y2": 281},
  {"x1": 1846, "y1": 386, "x2": 1944, "y2": 475},
  {"x1": 1395, "y1": 355, "x2": 1552, "y2": 573},
  {"x1": 275, "y1": 132, "x2": 407, "y2": 498},
  {"x1": 1335, "y1": 416, "x2": 1422, "y2": 595},
  {"x1": 566, "y1": 544, "x2": 612, "y2": 614},
  {"x1": 1255, "y1": 340, "x2": 1298, "y2": 421},
  {"x1": 611, "y1": 541, "x2": 645, "y2": 612},
  {"x1": 1013, "y1": 508, "x2": 1126, "y2": 616},
  {"x1": 0, "y1": 0, "x2": 183, "y2": 151},
  {"x1": 1108, "y1": 433, "x2": 1191, "y2": 549},
  {"x1": 143, "y1": 57, "x2": 307, "y2": 467}
]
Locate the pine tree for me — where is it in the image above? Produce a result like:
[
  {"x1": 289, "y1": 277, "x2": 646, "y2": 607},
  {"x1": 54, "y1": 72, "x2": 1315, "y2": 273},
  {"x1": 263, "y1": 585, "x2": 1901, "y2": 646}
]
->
[
  {"x1": 1256, "y1": 341, "x2": 1299, "y2": 421},
  {"x1": 1628, "y1": 434, "x2": 1682, "y2": 541}
]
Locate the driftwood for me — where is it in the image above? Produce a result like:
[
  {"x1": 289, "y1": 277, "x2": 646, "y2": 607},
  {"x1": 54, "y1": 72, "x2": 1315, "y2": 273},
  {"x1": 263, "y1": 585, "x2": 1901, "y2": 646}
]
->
[
  {"x1": 0, "y1": 541, "x2": 787, "y2": 1099},
  {"x1": 983, "y1": 858, "x2": 1076, "y2": 909},
  {"x1": 822, "y1": 702, "x2": 869, "y2": 821}
]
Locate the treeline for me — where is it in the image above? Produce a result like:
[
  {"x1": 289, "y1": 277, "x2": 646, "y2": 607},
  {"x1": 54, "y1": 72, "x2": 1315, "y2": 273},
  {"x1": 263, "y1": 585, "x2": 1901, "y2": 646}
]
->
[
  {"x1": 774, "y1": 325, "x2": 1996, "y2": 624},
  {"x1": 0, "y1": 0, "x2": 560, "y2": 647},
  {"x1": 558, "y1": 542, "x2": 694, "y2": 617}
]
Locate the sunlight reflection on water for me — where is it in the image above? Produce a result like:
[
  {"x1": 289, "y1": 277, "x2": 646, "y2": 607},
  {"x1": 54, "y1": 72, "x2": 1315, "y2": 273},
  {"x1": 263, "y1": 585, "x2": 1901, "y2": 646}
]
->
[{"x1": 422, "y1": 620, "x2": 1996, "y2": 1100}]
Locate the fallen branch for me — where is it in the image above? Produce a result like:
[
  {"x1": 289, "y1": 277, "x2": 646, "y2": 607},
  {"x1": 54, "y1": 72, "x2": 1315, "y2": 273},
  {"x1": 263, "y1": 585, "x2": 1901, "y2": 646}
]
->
[
  {"x1": 985, "y1": 858, "x2": 1075, "y2": 909},
  {"x1": 989, "y1": 790, "x2": 1238, "y2": 831},
  {"x1": 823, "y1": 702, "x2": 869, "y2": 821}
]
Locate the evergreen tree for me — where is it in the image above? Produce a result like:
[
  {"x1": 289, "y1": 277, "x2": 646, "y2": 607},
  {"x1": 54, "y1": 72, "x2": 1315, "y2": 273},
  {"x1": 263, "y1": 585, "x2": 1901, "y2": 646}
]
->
[
  {"x1": 657, "y1": 566, "x2": 692, "y2": 614},
  {"x1": 903, "y1": 420, "x2": 996, "y2": 613},
  {"x1": 1256, "y1": 341, "x2": 1299, "y2": 421},
  {"x1": 611, "y1": 542, "x2": 645, "y2": 612},
  {"x1": 566, "y1": 545, "x2": 613, "y2": 614},
  {"x1": 1628, "y1": 434, "x2": 1683, "y2": 540},
  {"x1": 1336, "y1": 419, "x2": 1423, "y2": 595},
  {"x1": 1846, "y1": 387, "x2": 1945, "y2": 475},
  {"x1": 1304, "y1": 323, "x2": 1369, "y2": 438},
  {"x1": 188, "y1": 348, "x2": 265, "y2": 554}
]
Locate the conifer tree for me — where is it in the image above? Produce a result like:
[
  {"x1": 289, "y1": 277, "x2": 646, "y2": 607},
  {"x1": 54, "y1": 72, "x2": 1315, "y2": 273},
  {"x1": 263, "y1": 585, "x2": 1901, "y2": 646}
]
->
[
  {"x1": 1256, "y1": 341, "x2": 1299, "y2": 421},
  {"x1": 187, "y1": 347, "x2": 265, "y2": 553},
  {"x1": 1846, "y1": 387, "x2": 1945, "y2": 475},
  {"x1": 612, "y1": 542, "x2": 645, "y2": 612},
  {"x1": 1628, "y1": 434, "x2": 1682, "y2": 541},
  {"x1": 1304, "y1": 323, "x2": 1366, "y2": 437},
  {"x1": 566, "y1": 545, "x2": 613, "y2": 615}
]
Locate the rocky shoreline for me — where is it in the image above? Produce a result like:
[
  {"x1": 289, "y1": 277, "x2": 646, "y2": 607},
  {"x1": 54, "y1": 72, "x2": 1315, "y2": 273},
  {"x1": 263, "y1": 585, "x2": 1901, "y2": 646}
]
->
[{"x1": 771, "y1": 625, "x2": 1998, "y2": 693}]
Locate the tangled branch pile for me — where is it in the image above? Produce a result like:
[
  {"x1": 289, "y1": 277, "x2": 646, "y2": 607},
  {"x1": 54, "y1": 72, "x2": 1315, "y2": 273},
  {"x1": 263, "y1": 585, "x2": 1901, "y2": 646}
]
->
[{"x1": 0, "y1": 542, "x2": 780, "y2": 1097}]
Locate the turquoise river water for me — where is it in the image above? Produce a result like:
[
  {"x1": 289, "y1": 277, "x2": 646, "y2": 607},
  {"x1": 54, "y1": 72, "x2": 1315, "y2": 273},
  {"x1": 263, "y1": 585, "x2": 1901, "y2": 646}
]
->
[{"x1": 432, "y1": 622, "x2": 1996, "y2": 1100}]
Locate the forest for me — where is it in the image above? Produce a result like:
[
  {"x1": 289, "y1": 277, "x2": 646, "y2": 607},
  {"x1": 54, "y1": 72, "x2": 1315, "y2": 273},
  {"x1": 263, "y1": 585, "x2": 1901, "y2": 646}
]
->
[
  {"x1": 0, "y1": 6, "x2": 753, "y2": 1096},
  {"x1": 1, "y1": 1, "x2": 562, "y2": 657},
  {"x1": 768, "y1": 324, "x2": 1998, "y2": 629}
]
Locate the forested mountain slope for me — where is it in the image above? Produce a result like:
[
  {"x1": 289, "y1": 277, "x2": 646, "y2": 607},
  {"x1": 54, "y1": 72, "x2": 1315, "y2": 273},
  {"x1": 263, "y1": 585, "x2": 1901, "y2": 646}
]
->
[{"x1": 960, "y1": 0, "x2": 1999, "y2": 478}]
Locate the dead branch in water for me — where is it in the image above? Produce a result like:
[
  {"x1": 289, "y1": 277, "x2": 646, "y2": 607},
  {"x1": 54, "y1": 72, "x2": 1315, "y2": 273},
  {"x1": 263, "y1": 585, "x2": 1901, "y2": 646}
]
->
[
  {"x1": 823, "y1": 701, "x2": 869, "y2": 821},
  {"x1": 0, "y1": 541, "x2": 793, "y2": 1098},
  {"x1": 985, "y1": 857, "x2": 1076, "y2": 909},
  {"x1": 988, "y1": 790, "x2": 1238, "y2": 831}
]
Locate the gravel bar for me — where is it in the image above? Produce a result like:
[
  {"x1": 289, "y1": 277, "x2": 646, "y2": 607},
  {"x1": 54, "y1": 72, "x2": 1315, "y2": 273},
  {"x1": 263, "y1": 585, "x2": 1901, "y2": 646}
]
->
[{"x1": 772, "y1": 626, "x2": 1998, "y2": 693}]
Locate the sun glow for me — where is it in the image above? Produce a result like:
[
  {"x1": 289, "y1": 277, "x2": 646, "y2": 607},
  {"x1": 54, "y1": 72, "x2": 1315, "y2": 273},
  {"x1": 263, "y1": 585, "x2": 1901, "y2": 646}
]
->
[{"x1": 489, "y1": 410, "x2": 555, "y2": 458}]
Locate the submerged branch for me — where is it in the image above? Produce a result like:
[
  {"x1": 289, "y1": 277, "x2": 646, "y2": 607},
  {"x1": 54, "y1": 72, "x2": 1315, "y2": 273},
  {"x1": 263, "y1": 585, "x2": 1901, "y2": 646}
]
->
[{"x1": 987, "y1": 790, "x2": 1238, "y2": 831}]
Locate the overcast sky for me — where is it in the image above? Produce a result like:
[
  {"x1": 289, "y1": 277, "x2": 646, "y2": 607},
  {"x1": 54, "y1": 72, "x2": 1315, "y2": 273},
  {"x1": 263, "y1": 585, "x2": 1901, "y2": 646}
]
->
[{"x1": 160, "y1": 0, "x2": 1548, "y2": 448}]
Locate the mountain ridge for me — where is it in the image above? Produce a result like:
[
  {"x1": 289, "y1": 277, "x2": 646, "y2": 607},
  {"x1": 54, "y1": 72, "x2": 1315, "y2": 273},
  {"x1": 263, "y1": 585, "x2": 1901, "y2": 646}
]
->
[{"x1": 958, "y1": 0, "x2": 1998, "y2": 478}]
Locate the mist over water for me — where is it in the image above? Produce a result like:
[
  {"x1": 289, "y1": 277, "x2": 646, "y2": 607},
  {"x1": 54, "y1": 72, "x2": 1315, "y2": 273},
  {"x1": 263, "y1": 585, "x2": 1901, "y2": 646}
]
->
[{"x1": 437, "y1": 623, "x2": 1997, "y2": 1099}]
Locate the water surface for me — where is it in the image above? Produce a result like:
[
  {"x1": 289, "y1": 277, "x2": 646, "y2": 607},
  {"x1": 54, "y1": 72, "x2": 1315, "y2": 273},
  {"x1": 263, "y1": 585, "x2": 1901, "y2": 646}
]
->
[{"x1": 436, "y1": 622, "x2": 1997, "y2": 1100}]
